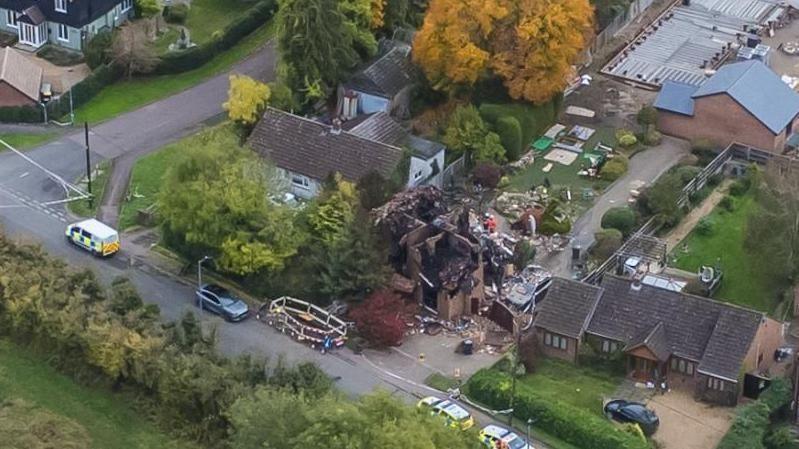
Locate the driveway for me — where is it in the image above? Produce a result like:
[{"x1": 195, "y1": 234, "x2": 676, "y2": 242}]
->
[
  {"x1": 539, "y1": 136, "x2": 690, "y2": 277},
  {"x1": 648, "y1": 390, "x2": 734, "y2": 449}
]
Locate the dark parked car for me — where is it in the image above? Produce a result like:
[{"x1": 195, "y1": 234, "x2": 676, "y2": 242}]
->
[
  {"x1": 603, "y1": 399, "x2": 659, "y2": 436},
  {"x1": 195, "y1": 284, "x2": 249, "y2": 322}
]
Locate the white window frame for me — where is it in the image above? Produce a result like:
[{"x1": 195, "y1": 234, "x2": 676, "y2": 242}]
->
[
  {"x1": 6, "y1": 10, "x2": 18, "y2": 28},
  {"x1": 707, "y1": 377, "x2": 725, "y2": 391},
  {"x1": 57, "y1": 23, "x2": 69, "y2": 42},
  {"x1": 121, "y1": 0, "x2": 134, "y2": 12},
  {"x1": 55, "y1": 0, "x2": 68, "y2": 13},
  {"x1": 544, "y1": 332, "x2": 568, "y2": 351},
  {"x1": 291, "y1": 174, "x2": 310, "y2": 189}
]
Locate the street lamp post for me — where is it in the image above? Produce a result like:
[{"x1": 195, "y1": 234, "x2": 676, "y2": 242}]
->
[
  {"x1": 197, "y1": 256, "x2": 212, "y2": 316},
  {"x1": 526, "y1": 418, "x2": 534, "y2": 446}
]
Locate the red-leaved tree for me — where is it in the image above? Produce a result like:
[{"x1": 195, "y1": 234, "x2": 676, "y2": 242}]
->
[{"x1": 350, "y1": 290, "x2": 406, "y2": 347}]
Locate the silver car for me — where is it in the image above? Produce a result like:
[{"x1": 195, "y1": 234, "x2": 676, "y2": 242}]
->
[{"x1": 195, "y1": 284, "x2": 249, "y2": 322}]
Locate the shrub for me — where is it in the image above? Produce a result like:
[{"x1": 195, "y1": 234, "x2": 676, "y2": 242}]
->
[
  {"x1": 695, "y1": 217, "x2": 714, "y2": 236},
  {"x1": 600, "y1": 155, "x2": 629, "y2": 182},
  {"x1": 675, "y1": 165, "x2": 701, "y2": 183},
  {"x1": 513, "y1": 239, "x2": 536, "y2": 269},
  {"x1": 472, "y1": 162, "x2": 502, "y2": 189},
  {"x1": 592, "y1": 228, "x2": 623, "y2": 261},
  {"x1": 615, "y1": 129, "x2": 637, "y2": 147},
  {"x1": 0, "y1": 105, "x2": 42, "y2": 123},
  {"x1": 466, "y1": 369, "x2": 649, "y2": 449},
  {"x1": 601, "y1": 207, "x2": 636, "y2": 236},
  {"x1": 165, "y1": 3, "x2": 189, "y2": 23},
  {"x1": 717, "y1": 379, "x2": 791, "y2": 449},
  {"x1": 495, "y1": 116, "x2": 523, "y2": 161},
  {"x1": 643, "y1": 128, "x2": 662, "y2": 146},
  {"x1": 349, "y1": 290, "x2": 405, "y2": 347},
  {"x1": 478, "y1": 102, "x2": 557, "y2": 147},
  {"x1": 267, "y1": 82, "x2": 297, "y2": 111},
  {"x1": 539, "y1": 215, "x2": 571, "y2": 235},
  {"x1": 729, "y1": 179, "x2": 750, "y2": 197},
  {"x1": 636, "y1": 106, "x2": 658, "y2": 127},
  {"x1": 719, "y1": 196, "x2": 735, "y2": 212},
  {"x1": 84, "y1": 31, "x2": 113, "y2": 69}
]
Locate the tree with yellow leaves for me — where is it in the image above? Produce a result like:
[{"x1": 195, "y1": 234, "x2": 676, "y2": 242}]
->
[
  {"x1": 223, "y1": 75, "x2": 271, "y2": 125},
  {"x1": 413, "y1": 0, "x2": 592, "y2": 104},
  {"x1": 491, "y1": 0, "x2": 592, "y2": 104}
]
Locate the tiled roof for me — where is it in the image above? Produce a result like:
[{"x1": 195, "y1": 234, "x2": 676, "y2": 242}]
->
[
  {"x1": 587, "y1": 276, "x2": 763, "y2": 381},
  {"x1": 654, "y1": 81, "x2": 697, "y2": 116},
  {"x1": 345, "y1": 45, "x2": 418, "y2": 98},
  {"x1": 20, "y1": 5, "x2": 45, "y2": 25},
  {"x1": 0, "y1": 47, "x2": 42, "y2": 102},
  {"x1": 248, "y1": 108, "x2": 403, "y2": 183},
  {"x1": 533, "y1": 278, "x2": 603, "y2": 339},
  {"x1": 348, "y1": 112, "x2": 445, "y2": 159},
  {"x1": 692, "y1": 61, "x2": 799, "y2": 134},
  {"x1": 0, "y1": 0, "x2": 123, "y2": 28},
  {"x1": 624, "y1": 322, "x2": 672, "y2": 362}
]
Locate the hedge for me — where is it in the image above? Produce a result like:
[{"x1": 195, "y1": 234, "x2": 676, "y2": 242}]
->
[
  {"x1": 154, "y1": 0, "x2": 277, "y2": 74},
  {"x1": 479, "y1": 102, "x2": 557, "y2": 148},
  {"x1": 601, "y1": 206, "x2": 636, "y2": 237},
  {"x1": 466, "y1": 369, "x2": 649, "y2": 449},
  {"x1": 496, "y1": 116, "x2": 523, "y2": 161},
  {"x1": 716, "y1": 378, "x2": 792, "y2": 449}
]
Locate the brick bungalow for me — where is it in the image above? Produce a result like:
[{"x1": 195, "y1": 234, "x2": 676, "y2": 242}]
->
[
  {"x1": 0, "y1": 47, "x2": 42, "y2": 107},
  {"x1": 654, "y1": 60, "x2": 799, "y2": 154},
  {"x1": 533, "y1": 276, "x2": 784, "y2": 405}
]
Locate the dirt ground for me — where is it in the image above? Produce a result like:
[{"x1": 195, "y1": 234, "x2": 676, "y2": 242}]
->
[
  {"x1": 763, "y1": 15, "x2": 799, "y2": 79},
  {"x1": 648, "y1": 390, "x2": 735, "y2": 449}
]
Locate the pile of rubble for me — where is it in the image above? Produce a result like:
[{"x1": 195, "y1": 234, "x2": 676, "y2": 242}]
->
[
  {"x1": 374, "y1": 186, "x2": 446, "y2": 234},
  {"x1": 508, "y1": 150, "x2": 535, "y2": 169},
  {"x1": 495, "y1": 189, "x2": 549, "y2": 221}
]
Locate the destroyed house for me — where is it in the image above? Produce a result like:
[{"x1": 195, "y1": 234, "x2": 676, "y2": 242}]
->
[
  {"x1": 404, "y1": 219, "x2": 485, "y2": 321},
  {"x1": 533, "y1": 275, "x2": 783, "y2": 405}
]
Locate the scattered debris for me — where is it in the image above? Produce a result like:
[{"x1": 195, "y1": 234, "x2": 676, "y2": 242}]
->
[{"x1": 565, "y1": 106, "x2": 596, "y2": 118}]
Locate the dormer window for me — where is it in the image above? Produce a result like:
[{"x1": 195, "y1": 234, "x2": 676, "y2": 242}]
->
[{"x1": 55, "y1": 0, "x2": 67, "y2": 13}]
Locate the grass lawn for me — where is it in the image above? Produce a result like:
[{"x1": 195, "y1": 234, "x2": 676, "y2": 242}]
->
[
  {"x1": 68, "y1": 161, "x2": 110, "y2": 218},
  {"x1": 0, "y1": 132, "x2": 58, "y2": 150},
  {"x1": 72, "y1": 20, "x2": 275, "y2": 124},
  {"x1": 505, "y1": 154, "x2": 608, "y2": 194},
  {"x1": 156, "y1": 0, "x2": 252, "y2": 50},
  {"x1": 671, "y1": 193, "x2": 782, "y2": 313},
  {"x1": 518, "y1": 358, "x2": 621, "y2": 416},
  {"x1": 118, "y1": 139, "x2": 183, "y2": 230},
  {"x1": 0, "y1": 339, "x2": 195, "y2": 449},
  {"x1": 118, "y1": 123, "x2": 236, "y2": 230}
]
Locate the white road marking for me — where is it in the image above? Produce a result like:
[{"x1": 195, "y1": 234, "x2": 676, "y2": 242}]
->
[{"x1": 18, "y1": 172, "x2": 28, "y2": 178}]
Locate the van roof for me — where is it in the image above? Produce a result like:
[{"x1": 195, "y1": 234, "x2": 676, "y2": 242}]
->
[{"x1": 72, "y1": 219, "x2": 118, "y2": 239}]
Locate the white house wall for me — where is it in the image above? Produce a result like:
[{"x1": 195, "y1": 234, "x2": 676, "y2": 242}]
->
[{"x1": 407, "y1": 149, "x2": 445, "y2": 189}]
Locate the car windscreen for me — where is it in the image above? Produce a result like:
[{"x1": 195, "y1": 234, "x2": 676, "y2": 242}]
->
[
  {"x1": 507, "y1": 436, "x2": 527, "y2": 449},
  {"x1": 219, "y1": 297, "x2": 238, "y2": 307}
]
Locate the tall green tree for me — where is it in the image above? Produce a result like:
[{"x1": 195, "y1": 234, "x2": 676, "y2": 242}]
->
[
  {"x1": 277, "y1": 0, "x2": 361, "y2": 103},
  {"x1": 746, "y1": 165, "x2": 799, "y2": 287},
  {"x1": 443, "y1": 105, "x2": 506, "y2": 164},
  {"x1": 158, "y1": 126, "x2": 303, "y2": 275}
]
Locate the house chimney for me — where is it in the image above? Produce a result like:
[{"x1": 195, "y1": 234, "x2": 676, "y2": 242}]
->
[{"x1": 331, "y1": 118, "x2": 342, "y2": 135}]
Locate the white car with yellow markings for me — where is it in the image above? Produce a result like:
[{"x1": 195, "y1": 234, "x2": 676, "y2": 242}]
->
[{"x1": 65, "y1": 219, "x2": 120, "y2": 257}]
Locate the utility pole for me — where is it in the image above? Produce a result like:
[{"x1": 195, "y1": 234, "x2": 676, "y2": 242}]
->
[
  {"x1": 84, "y1": 122, "x2": 92, "y2": 210},
  {"x1": 508, "y1": 316, "x2": 522, "y2": 426},
  {"x1": 197, "y1": 256, "x2": 212, "y2": 318},
  {"x1": 69, "y1": 89, "x2": 74, "y2": 125}
]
